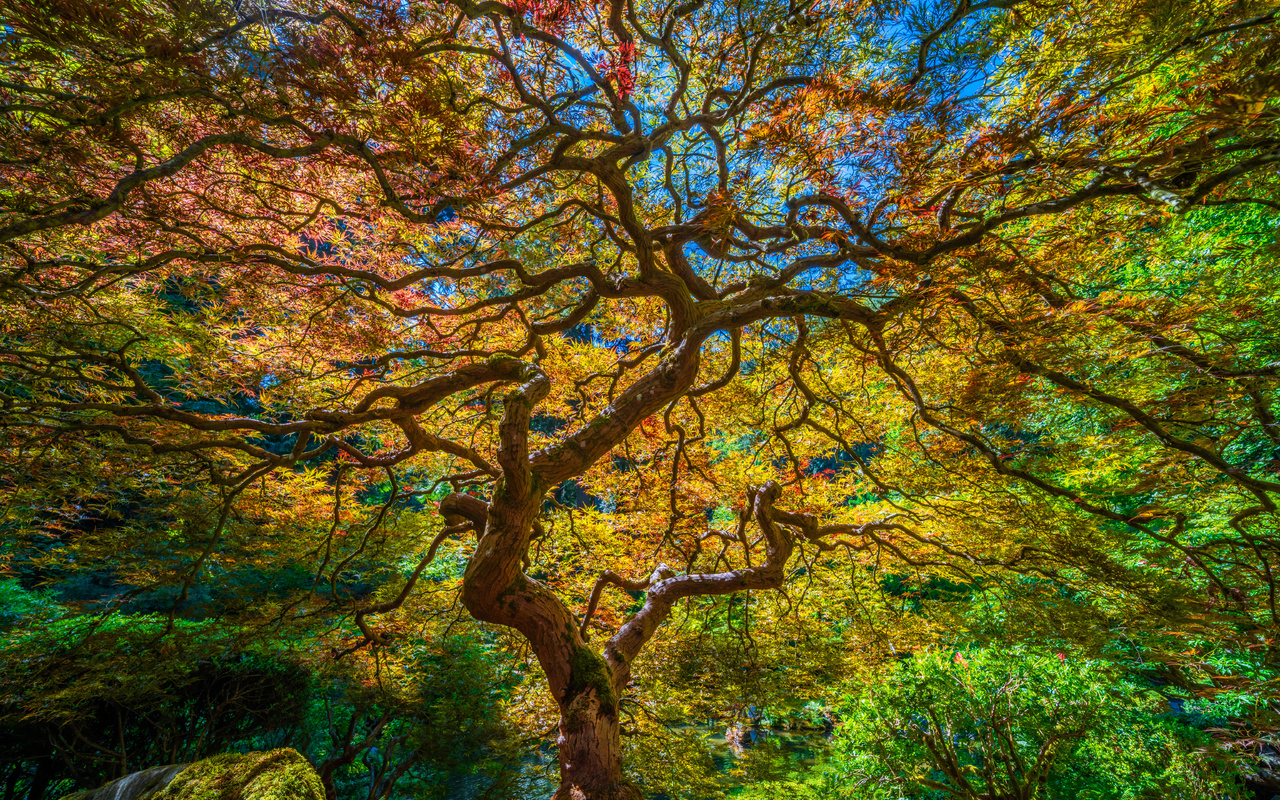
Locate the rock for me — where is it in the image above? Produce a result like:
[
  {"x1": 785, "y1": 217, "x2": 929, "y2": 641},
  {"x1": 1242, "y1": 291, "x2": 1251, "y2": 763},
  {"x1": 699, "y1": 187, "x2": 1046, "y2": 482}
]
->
[
  {"x1": 61, "y1": 749, "x2": 324, "y2": 800},
  {"x1": 61, "y1": 764, "x2": 188, "y2": 800}
]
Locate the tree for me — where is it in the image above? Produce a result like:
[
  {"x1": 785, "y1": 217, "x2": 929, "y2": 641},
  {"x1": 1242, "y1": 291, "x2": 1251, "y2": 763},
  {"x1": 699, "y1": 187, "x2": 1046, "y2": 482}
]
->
[
  {"x1": 820, "y1": 648, "x2": 1242, "y2": 800},
  {"x1": 0, "y1": 600, "x2": 309, "y2": 800},
  {"x1": 0, "y1": 575, "x2": 527, "y2": 800},
  {"x1": 2, "y1": 0, "x2": 1279, "y2": 797}
]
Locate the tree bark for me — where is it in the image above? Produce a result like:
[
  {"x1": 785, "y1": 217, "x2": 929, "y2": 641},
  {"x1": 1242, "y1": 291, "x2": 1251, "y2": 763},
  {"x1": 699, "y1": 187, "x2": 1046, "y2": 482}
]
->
[
  {"x1": 454, "y1": 365, "x2": 645, "y2": 799},
  {"x1": 450, "y1": 362, "x2": 809, "y2": 799},
  {"x1": 461, "y1": 550, "x2": 641, "y2": 800},
  {"x1": 457, "y1": 479, "x2": 801, "y2": 798},
  {"x1": 460, "y1": 535, "x2": 639, "y2": 799},
  {"x1": 551, "y1": 682, "x2": 641, "y2": 800}
]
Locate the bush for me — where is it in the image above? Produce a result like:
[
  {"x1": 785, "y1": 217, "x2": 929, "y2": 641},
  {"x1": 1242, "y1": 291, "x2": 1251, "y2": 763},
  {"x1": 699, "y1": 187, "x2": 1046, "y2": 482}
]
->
[{"x1": 744, "y1": 648, "x2": 1244, "y2": 800}]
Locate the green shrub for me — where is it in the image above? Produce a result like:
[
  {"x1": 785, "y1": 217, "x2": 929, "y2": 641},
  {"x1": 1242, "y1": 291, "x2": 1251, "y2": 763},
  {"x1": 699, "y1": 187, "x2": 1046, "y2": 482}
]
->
[{"x1": 744, "y1": 648, "x2": 1244, "y2": 800}]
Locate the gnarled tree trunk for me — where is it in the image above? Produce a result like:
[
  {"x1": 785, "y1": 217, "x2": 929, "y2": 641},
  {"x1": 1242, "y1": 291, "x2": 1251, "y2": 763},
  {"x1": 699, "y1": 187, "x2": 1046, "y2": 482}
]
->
[
  {"x1": 459, "y1": 536, "x2": 642, "y2": 800},
  {"x1": 459, "y1": 562, "x2": 642, "y2": 799},
  {"x1": 450, "y1": 404, "x2": 801, "y2": 800},
  {"x1": 553, "y1": 669, "x2": 639, "y2": 800}
]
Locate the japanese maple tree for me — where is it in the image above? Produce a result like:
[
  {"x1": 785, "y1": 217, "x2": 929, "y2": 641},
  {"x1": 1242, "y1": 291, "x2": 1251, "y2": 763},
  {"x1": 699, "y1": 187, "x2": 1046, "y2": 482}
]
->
[{"x1": 2, "y1": 0, "x2": 1279, "y2": 797}]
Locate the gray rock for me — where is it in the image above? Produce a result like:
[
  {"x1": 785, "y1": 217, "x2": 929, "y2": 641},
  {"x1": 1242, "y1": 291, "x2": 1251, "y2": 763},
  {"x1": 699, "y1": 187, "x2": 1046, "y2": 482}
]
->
[{"x1": 62, "y1": 764, "x2": 187, "y2": 800}]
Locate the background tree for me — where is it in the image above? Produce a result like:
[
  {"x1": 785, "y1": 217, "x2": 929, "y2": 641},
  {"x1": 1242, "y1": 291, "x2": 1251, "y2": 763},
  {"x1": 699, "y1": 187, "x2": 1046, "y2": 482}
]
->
[
  {"x1": 745, "y1": 648, "x2": 1245, "y2": 800},
  {"x1": 0, "y1": 575, "x2": 529, "y2": 800},
  {"x1": 2, "y1": 0, "x2": 1279, "y2": 798}
]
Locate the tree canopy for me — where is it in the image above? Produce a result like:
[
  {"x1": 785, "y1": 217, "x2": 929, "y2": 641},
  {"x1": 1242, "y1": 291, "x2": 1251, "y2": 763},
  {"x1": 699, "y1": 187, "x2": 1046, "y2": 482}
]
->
[{"x1": 2, "y1": 0, "x2": 1279, "y2": 798}]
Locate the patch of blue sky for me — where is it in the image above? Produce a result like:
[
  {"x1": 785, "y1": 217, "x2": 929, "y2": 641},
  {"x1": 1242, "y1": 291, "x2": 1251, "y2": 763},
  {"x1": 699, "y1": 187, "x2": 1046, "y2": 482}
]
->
[
  {"x1": 418, "y1": 278, "x2": 458, "y2": 307},
  {"x1": 407, "y1": 2, "x2": 1030, "y2": 322}
]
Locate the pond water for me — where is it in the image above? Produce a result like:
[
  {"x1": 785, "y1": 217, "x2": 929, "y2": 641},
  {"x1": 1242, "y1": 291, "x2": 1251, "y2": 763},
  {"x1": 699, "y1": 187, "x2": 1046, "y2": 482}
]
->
[
  {"x1": 656, "y1": 724, "x2": 831, "y2": 798},
  {"x1": 700, "y1": 724, "x2": 830, "y2": 773}
]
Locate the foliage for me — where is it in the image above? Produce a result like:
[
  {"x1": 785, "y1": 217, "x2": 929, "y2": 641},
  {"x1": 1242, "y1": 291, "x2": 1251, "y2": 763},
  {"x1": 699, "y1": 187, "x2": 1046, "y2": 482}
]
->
[
  {"x1": 788, "y1": 648, "x2": 1245, "y2": 800},
  {"x1": 1, "y1": 0, "x2": 1279, "y2": 797},
  {"x1": 0, "y1": 576, "x2": 526, "y2": 800}
]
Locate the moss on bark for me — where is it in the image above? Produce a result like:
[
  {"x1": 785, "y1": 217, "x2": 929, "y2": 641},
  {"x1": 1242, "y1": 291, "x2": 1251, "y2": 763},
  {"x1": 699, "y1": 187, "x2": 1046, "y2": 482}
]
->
[{"x1": 566, "y1": 645, "x2": 616, "y2": 710}]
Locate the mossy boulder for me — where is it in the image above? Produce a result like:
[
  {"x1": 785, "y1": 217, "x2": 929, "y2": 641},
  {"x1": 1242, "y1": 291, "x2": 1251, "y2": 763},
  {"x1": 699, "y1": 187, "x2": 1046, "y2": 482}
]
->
[{"x1": 62, "y1": 749, "x2": 324, "y2": 800}]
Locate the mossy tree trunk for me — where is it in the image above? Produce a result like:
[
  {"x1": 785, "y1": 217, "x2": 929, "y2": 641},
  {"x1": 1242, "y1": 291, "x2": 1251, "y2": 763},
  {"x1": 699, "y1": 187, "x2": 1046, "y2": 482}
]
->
[
  {"x1": 459, "y1": 522, "x2": 643, "y2": 799},
  {"x1": 553, "y1": 683, "x2": 637, "y2": 800},
  {"x1": 444, "y1": 360, "x2": 802, "y2": 800}
]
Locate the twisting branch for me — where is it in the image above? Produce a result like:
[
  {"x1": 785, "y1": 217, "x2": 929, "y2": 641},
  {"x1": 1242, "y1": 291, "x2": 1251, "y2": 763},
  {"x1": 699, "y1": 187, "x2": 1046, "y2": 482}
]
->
[{"x1": 579, "y1": 564, "x2": 675, "y2": 640}]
